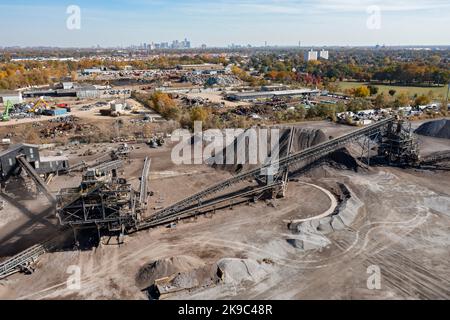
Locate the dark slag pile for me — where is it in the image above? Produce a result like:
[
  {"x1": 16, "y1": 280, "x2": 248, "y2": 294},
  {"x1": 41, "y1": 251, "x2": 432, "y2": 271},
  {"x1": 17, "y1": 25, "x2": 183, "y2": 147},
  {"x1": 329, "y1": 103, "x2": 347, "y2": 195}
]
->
[{"x1": 415, "y1": 119, "x2": 450, "y2": 139}]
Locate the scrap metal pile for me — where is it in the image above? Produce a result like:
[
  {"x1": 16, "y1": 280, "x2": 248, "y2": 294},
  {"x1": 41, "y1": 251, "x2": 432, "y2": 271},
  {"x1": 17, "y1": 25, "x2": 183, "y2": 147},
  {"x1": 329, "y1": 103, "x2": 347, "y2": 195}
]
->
[
  {"x1": 39, "y1": 116, "x2": 77, "y2": 138},
  {"x1": 7, "y1": 103, "x2": 42, "y2": 120},
  {"x1": 181, "y1": 73, "x2": 242, "y2": 86}
]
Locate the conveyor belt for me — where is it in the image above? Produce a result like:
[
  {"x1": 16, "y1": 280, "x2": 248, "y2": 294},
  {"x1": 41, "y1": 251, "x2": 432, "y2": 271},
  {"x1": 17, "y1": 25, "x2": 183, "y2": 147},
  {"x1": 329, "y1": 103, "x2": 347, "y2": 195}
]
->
[
  {"x1": 139, "y1": 157, "x2": 151, "y2": 206},
  {"x1": 420, "y1": 151, "x2": 450, "y2": 164},
  {"x1": 0, "y1": 229, "x2": 69, "y2": 280},
  {"x1": 89, "y1": 160, "x2": 123, "y2": 174},
  {"x1": 137, "y1": 118, "x2": 394, "y2": 230},
  {"x1": 16, "y1": 155, "x2": 55, "y2": 203}
]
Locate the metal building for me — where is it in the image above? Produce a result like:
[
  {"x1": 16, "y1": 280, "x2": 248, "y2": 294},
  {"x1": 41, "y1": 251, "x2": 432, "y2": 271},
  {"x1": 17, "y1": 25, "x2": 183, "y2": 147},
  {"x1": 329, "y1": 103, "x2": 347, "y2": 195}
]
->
[
  {"x1": 0, "y1": 90, "x2": 23, "y2": 104},
  {"x1": 76, "y1": 85, "x2": 101, "y2": 99},
  {"x1": 0, "y1": 144, "x2": 70, "y2": 181},
  {"x1": 38, "y1": 156, "x2": 70, "y2": 174},
  {"x1": 0, "y1": 144, "x2": 40, "y2": 180}
]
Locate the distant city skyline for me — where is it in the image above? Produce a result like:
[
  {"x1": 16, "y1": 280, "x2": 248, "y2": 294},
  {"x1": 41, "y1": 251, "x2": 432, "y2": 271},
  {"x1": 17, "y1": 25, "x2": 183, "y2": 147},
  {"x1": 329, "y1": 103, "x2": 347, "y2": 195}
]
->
[{"x1": 0, "y1": 0, "x2": 449, "y2": 48}]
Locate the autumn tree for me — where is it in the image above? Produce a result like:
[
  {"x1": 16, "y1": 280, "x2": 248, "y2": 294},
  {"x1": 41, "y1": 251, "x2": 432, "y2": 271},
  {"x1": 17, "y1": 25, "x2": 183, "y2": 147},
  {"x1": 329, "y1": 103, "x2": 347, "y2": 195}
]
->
[
  {"x1": 149, "y1": 91, "x2": 180, "y2": 120},
  {"x1": 394, "y1": 93, "x2": 411, "y2": 108},
  {"x1": 414, "y1": 94, "x2": 431, "y2": 107},
  {"x1": 374, "y1": 93, "x2": 388, "y2": 109},
  {"x1": 352, "y1": 86, "x2": 370, "y2": 98},
  {"x1": 190, "y1": 106, "x2": 210, "y2": 123}
]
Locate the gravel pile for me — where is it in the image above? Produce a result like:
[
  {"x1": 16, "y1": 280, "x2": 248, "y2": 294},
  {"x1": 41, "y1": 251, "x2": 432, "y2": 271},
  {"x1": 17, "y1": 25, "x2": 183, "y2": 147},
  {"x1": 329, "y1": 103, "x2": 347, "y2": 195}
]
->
[
  {"x1": 212, "y1": 127, "x2": 328, "y2": 174},
  {"x1": 135, "y1": 255, "x2": 205, "y2": 290},
  {"x1": 415, "y1": 119, "x2": 450, "y2": 139},
  {"x1": 216, "y1": 258, "x2": 270, "y2": 285}
]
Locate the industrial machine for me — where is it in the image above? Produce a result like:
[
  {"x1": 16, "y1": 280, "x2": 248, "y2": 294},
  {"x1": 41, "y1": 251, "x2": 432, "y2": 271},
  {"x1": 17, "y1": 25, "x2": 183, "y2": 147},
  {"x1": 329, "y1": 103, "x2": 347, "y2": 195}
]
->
[
  {"x1": 28, "y1": 97, "x2": 50, "y2": 114},
  {"x1": 2, "y1": 100, "x2": 13, "y2": 122}
]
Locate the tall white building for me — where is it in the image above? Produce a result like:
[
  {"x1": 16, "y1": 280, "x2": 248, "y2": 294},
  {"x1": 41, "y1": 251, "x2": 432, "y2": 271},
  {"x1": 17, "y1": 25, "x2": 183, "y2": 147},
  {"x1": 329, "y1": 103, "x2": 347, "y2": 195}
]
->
[
  {"x1": 319, "y1": 50, "x2": 329, "y2": 60},
  {"x1": 304, "y1": 49, "x2": 318, "y2": 62}
]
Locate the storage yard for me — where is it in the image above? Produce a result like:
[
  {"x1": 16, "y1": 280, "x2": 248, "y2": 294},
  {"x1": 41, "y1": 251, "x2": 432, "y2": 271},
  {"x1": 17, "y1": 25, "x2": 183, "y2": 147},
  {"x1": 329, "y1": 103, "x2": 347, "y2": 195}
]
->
[{"x1": 0, "y1": 113, "x2": 449, "y2": 300}]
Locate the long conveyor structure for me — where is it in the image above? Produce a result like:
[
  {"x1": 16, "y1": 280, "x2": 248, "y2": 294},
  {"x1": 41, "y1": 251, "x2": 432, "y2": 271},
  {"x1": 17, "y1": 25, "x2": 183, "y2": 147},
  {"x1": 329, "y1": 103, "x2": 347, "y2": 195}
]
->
[{"x1": 136, "y1": 117, "x2": 396, "y2": 230}]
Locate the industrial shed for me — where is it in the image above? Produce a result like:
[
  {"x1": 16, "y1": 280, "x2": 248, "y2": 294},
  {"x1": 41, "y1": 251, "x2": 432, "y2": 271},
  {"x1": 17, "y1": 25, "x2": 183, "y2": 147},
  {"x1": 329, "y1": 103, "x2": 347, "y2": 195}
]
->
[
  {"x1": 76, "y1": 85, "x2": 101, "y2": 99},
  {"x1": 0, "y1": 144, "x2": 70, "y2": 181},
  {"x1": 38, "y1": 156, "x2": 70, "y2": 174},
  {"x1": 0, "y1": 90, "x2": 23, "y2": 104},
  {"x1": 226, "y1": 89, "x2": 321, "y2": 102},
  {"x1": 0, "y1": 144, "x2": 40, "y2": 180}
]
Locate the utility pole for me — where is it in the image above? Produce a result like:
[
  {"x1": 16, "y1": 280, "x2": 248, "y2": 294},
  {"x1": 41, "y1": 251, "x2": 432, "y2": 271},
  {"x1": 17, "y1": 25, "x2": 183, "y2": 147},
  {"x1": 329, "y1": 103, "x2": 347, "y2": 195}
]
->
[
  {"x1": 446, "y1": 82, "x2": 449, "y2": 107},
  {"x1": 444, "y1": 82, "x2": 450, "y2": 116}
]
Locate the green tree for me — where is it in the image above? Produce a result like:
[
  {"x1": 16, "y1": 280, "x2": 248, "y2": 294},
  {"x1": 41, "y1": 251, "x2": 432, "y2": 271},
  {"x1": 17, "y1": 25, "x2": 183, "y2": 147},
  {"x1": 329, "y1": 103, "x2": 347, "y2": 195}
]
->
[
  {"x1": 367, "y1": 85, "x2": 379, "y2": 96},
  {"x1": 347, "y1": 98, "x2": 372, "y2": 112}
]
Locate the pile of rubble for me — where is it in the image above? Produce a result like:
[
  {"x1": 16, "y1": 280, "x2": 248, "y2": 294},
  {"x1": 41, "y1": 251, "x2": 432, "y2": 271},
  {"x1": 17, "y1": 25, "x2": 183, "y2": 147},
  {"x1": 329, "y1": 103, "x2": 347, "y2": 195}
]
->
[
  {"x1": 205, "y1": 75, "x2": 242, "y2": 86},
  {"x1": 38, "y1": 116, "x2": 104, "y2": 140},
  {"x1": 181, "y1": 73, "x2": 241, "y2": 86},
  {"x1": 8, "y1": 103, "x2": 41, "y2": 120},
  {"x1": 181, "y1": 96, "x2": 209, "y2": 107},
  {"x1": 148, "y1": 136, "x2": 165, "y2": 148},
  {"x1": 181, "y1": 96, "x2": 225, "y2": 109},
  {"x1": 232, "y1": 105, "x2": 274, "y2": 117},
  {"x1": 48, "y1": 115, "x2": 75, "y2": 124}
]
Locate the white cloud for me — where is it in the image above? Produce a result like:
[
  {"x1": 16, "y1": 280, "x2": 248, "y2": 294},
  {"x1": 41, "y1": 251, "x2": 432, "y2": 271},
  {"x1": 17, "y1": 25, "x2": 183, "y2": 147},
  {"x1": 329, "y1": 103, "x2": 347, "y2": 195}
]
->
[
  {"x1": 315, "y1": 0, "x2": 450, "y2": 12},
  {"x1": 178, "y1": 0, "x2": 450, "y2": 15}
]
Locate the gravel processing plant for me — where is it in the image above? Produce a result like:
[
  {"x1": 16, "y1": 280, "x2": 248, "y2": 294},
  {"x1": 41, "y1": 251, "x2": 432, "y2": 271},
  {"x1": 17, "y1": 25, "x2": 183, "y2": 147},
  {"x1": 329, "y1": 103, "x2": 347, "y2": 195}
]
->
[{"x1": 0, "y1": 112, "x2": 449, "y2": 300}]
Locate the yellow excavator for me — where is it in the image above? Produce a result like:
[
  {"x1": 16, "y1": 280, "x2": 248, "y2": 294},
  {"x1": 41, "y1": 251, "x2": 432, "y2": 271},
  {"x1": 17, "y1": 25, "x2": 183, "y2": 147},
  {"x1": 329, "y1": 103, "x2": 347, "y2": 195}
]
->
[{"x1": 29, "y1": 97, "x2": 50, "y2": 114}]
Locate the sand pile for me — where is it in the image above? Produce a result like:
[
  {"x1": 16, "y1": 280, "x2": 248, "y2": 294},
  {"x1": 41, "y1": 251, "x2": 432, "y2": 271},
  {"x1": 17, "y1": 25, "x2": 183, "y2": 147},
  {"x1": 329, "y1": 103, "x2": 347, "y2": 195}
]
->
[
  {"x1": 415, "y1": 119, "x2": 450, "y2": 139},
  {"x1": 137, "y1": 256, "x2": 272, "y2": 298},
  {"x1": 135, "y1": 255, "x2": 205, "y2": 290},
  {"x1": 216, "y1": 258, "x2": 270, "y2": 285}
]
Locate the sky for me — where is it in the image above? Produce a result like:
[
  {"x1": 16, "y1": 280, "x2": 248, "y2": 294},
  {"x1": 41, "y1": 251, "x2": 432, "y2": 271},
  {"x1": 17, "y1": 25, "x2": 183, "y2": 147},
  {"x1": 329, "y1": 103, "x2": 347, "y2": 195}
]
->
[{"x1": 0, "y1": 0, "x2": 449, "y2": 47}]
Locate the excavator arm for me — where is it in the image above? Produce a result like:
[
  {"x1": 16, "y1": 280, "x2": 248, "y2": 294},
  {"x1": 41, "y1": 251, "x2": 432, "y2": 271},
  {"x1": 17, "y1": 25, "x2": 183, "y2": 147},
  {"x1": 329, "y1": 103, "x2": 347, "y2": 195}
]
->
[
  {"x1": 2, "y1": 100, "x2": 13, "y2": 122},
  {"x1": 29, "y1": 97, "x2": 49, "y2": 113}
]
